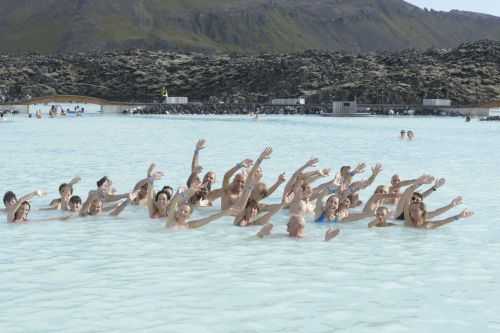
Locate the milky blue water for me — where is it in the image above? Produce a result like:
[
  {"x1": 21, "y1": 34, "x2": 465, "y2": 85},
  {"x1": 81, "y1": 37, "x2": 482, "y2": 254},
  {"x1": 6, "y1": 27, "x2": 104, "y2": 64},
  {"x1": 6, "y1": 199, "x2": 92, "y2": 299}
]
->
[{"x1": 1, "y1": 114, "x2": 499, "y2": 333}]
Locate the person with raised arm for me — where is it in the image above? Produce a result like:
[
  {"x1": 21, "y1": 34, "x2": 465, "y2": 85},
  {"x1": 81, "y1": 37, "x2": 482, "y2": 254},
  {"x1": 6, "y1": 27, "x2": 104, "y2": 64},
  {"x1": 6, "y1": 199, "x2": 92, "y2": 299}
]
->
[
  {"x1": 391, "y1": 175, "x2": 435, "y2": 220},
  {"x1": 387, "y1": 174, "x2": 420, "y2": 205},
  {"x1": 165, "y1": 184, "x2": 240, "y2": 230},
  {"x1": 347, "y1": 163, "x2": 383, "y2": 194},
  {"x1": 79, "y1": 190, "x2": 138, "y2": 217},
  {"x1": 131, "y1": 164, "x2": 164, "y2": 206},
  {"x1": 6, "y1": 190, "x2": 47, "y2": 223},
  {"x1": 142, "y1": 165, "x2": 171, "y2": 219},
  {"x1": 220, "y1": 157, "x2": 254, "y2": 210},
  {"x1": 257, "y1": 190, "x2": 340, "y2": 241},
  {"x1": 3, "y1": 191, "x2": 18, "y2": 212},
  {"x1": 92, "y1": 176, "x2": 130, "y2": 204},
  {"x1": 231, "y1": 148, "x2": 287, "y2": 226},
  {"x1": 250, "y1": 172, "x2": 287, "y2": 204},
  {"x1": 405, "y1": 201, "x2": 473, "y2": 229},
  {"x1": 286, "y1": 158, "x2": 320, "y2": 217},
  {"x1": 47, "y1": 176, "x2": 82, "y2": 210},
  {"x1": 186, "y1": 139, "x2": 217, "y2": 207}
]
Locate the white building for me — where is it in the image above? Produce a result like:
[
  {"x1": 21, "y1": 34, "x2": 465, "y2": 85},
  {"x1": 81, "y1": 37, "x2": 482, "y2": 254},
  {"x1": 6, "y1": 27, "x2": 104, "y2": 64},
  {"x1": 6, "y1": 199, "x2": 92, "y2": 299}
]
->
[
  {"x1": 423, "y1": 99, "x2": 451, "y2": 107},
  {"x1": 271, "y1": 98, "x2": 305, "y2": 105},
  {"x1": 332, "y1": 101, "x2": 358, "y2": 114}
]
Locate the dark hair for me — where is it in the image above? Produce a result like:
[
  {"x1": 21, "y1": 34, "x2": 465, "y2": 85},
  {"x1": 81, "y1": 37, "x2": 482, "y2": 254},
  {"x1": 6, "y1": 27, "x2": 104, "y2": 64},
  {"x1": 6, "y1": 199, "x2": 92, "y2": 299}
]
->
[
  {"x1": 3, "y1": 191, "x2": 16, "y2": 206},
  {"x1": 14, "y1": 201, "x2": 31, "y2": 220},
  {"x1": 161, "y1": 186, "x2": 174, "y2": 200},
  {"x1": 69, "y1": 195, "x2": 82, "y2": 205},
  {"x1": 58, "y1": 183, "x2": 73, "y2": 195},
  {"x1": 97, "y1": 176, "x2": 109, "y2": 188},
  {"x1": 155, "y1": 191, "x2": 170, "y2": 202},
  {"x1": 412, "y1": 192, "x2": 423, "y2": 200}
]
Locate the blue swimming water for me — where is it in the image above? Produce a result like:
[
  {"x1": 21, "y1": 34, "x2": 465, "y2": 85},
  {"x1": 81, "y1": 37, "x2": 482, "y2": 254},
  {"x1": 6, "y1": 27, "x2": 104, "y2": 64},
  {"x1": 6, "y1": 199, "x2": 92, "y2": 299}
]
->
[{"x1": 1, "y1": 114, "x2": 499, "y2": 332}]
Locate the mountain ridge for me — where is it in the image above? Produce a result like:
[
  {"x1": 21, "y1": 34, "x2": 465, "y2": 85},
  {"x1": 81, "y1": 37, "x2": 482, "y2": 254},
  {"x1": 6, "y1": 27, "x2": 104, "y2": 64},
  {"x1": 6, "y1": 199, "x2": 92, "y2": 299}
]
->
[{"x1": 1, "y1": 0, "x2": 500, "y2": 53}]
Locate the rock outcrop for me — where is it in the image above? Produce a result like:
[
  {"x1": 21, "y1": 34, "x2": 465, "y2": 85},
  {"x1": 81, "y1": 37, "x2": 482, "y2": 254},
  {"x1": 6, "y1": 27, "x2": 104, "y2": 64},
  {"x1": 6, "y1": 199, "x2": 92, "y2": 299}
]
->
[{"x1": 1, "y1": 40, "x2": 499, "y2": 105}]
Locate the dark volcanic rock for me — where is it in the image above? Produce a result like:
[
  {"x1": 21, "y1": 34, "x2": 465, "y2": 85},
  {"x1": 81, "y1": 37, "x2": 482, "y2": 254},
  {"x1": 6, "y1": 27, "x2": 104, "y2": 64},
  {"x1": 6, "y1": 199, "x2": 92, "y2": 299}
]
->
[{"x1": 1, "y1": 40, "x2": 500, "y2": 105}]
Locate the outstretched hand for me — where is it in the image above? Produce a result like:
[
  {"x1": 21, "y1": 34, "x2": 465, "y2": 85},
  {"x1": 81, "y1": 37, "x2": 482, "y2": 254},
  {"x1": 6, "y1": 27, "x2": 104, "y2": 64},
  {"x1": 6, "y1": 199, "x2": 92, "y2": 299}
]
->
[
  {"x1": 259, "y1": 147, "x2": 273, "y2": 160},
  {"x1": 434, "y1": 178, "x2": 446, "y2": 189},
  {"x1": 418, "y1": 174, "x2": 435, "y2": 185},
  {"x1": 459, "y1": 209, "x2": 474, "y2": 219},
  {"x1": 371, "y1": 163, "x2": 383, "y2": 175},
  {"x1": 128, "y1": 191, "x2": 139, "y2": 201},
  {"x1": 240, "y1": 159, "x2": 253, "y2": 168},
  {"x1": 195, "y1": 139, "x2": 207, "y2": 151},
  {"x1": 305, "y1": 158, "x2": 319, "y2": 168},
  {"x1": 353, "y1": 163, "x2": 366, "y2": 174},
  {"x1": 451, "y1": 196, "x2": 463, "y2": 207},
  {"x1": 151, "y1": 171, "x2": 164, "y2": 181},
  {"x1": 36, "y1": 190, "x2": 47, "y2": 197},
  {"x1": 282, "y1": 192, "x2": 295, "y2": 205}
]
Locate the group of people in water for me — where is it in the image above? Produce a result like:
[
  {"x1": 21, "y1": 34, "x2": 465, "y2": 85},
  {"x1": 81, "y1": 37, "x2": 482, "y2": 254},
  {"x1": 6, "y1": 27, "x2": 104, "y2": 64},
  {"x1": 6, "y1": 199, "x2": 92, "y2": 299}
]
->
[
  {"x1": 2, "y1": 139, "x2": 473, "y2": 241},
  {"x1": 28, "y1": 105, "x2": 86, "y2": 119},
  {"x1": 400, "y1": 130, "x2": 415, "y2": 140}
]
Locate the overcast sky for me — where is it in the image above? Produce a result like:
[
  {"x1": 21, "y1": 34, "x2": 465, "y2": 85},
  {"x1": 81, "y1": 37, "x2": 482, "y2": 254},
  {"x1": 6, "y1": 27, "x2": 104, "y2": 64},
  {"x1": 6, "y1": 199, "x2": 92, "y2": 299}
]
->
[{"x1": 406, "y1": 0, "x2": 500, "y2": 17}]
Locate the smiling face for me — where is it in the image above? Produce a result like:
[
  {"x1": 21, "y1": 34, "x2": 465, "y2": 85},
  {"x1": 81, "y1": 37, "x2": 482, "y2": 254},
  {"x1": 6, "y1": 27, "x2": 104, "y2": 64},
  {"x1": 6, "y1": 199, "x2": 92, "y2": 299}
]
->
[
  {"x1": 89, "y1": 198, "x2": 103, "y2": 215},
  {"x1": 391, "y1": 175, "x2": 401, "y2": 187},
  {"x1": 155, "y1": 192, "x2": 169, "y2": 209},
  {"x1": 175, "y1": 204, "x2": 192, "y2": 221},
  {"x1": 232, "y1": 174, "x2": 246, "y2": 192},
  {"x1": 409, "y1": 202, "x2": 426, "y2": 225},
  {"x1": 203, "y1": 172, "x2": 216, "y2": 185},
  {"x1": 325, "y1": 196, "x2": 339, "y2": 214},
  {"x1": 375, "y1": 207, "x2": 389, "y2": 222}
]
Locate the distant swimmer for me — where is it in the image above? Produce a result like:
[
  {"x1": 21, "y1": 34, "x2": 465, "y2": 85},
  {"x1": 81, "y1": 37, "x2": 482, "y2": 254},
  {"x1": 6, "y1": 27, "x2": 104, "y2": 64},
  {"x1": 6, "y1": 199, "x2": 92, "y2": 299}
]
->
[
  {"x1": 400, "y1": 130, "x2": 406, "y2": 139},
  {"x1": 407, "y1": 130, "x2": 415, "y2": 140}
]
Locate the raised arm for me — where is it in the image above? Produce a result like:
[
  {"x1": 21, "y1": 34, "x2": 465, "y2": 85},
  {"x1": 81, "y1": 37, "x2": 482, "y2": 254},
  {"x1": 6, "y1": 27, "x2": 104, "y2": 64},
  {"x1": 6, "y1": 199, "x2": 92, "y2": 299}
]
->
[
  {"x1": 79, "y1": 191, "x2": 97, "y2": 217},
  {"x1": 223, "y1": 159, "x2": 253, "y2": 190},
  {"x1": 421, "y1": 178, "x2": 446, "y2": 199},
  {"x1": 350, "y1": 163, "x2": 382, "y2": 192},
  {"x1": 109, "y1": 192, "x2": 137, "y2": 217},
  {"x1": 234, "y1": 147, "x2": 273, "y2": 211},
  {"x1": 7, "y1": 190, "x2": 46, "y2": 222},
  {"x1": 191, "y1": 139, "x2": 206, "y2": 172},
  {"x1": 425, "y1": 209, "x2": 473, "y2": 229},
  {"x1": 427, "y1": 196, "x2": 463, "y2": 219},
  {"x1": 395, "y1": 175, "x2": 434, "y2": 219},
  {"x1": 252, "y1": 192, "x2": 295, "y2": 226},
  {"x1": 188, "y1": 208, "x2": 236, "y2": 229},
  {"x1": 261, "y1": 172, "x2": 286, "y2": 200},
  {"x1": 68, "y1": 176, "x2": 82, "y2": 187},
  {"x1": 283, "y1": 158, "x2": 319, "y2": 195},
  {"x1": 165, "y1": 185, "x2": 202, "y2": 226}
]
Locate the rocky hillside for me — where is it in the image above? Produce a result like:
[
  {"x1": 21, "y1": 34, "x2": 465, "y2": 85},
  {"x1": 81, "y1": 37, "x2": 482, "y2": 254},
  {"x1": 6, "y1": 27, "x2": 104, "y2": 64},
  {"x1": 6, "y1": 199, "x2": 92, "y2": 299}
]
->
[
  {"x1": 1, "y1": 40, "x2": 499, "y2": 105},
  {"x1": 1, "y1": 0, "x2": 500, "y2": 53}
]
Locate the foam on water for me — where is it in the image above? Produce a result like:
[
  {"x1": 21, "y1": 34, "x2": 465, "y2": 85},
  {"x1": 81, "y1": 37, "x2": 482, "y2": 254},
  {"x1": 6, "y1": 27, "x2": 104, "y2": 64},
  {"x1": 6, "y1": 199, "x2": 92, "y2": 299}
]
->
[{"x1": 1, "y1": 115, "x2": 499, "y2": 332}]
